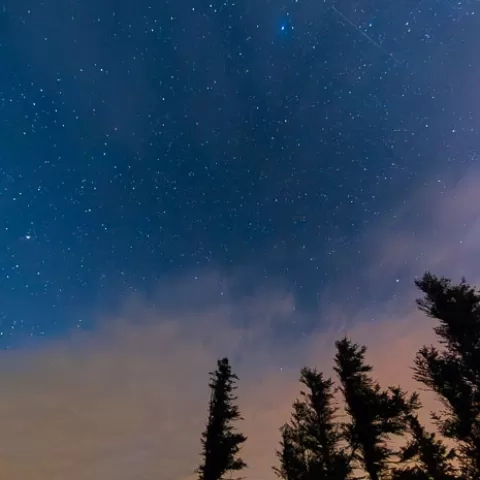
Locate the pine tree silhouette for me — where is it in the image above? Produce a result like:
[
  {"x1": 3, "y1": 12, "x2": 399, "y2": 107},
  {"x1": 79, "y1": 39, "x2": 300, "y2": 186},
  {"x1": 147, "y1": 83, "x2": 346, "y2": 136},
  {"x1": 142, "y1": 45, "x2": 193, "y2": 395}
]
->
[
  {"x1": 334, "y1": 338, "x2": 419, "y2": 480},
  {"x1": 274, "y1": 367, "x2": 352, "y2": 480},
  {"x1": 275, "y1": 423, "x2": 306, "y2": 480},
  {"x1": 392, "y1": 413, "x2": 457, "y2": 480},
  {"x1": 197, "y1": 358, "x2": 247, "y2": 480},
  {"x1": 414, "y1": 272, "x2": 480, "y2": 477}
]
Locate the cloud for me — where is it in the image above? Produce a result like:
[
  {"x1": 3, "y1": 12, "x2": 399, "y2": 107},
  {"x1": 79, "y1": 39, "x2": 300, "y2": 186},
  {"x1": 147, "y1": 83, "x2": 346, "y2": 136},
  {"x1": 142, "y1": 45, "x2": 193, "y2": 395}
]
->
[
  {"x1": 1, "y1": 165, "x2": 480, "y2": 479},
  {"x1": 0, "y1": 283, "x2": 443, "y2": 480},
  {"x1": 363, "y1": 163, "x2": 480, "y2": 283},
  {"x1": 0, "y1": 284, "x2": 304, "y2": 480}
]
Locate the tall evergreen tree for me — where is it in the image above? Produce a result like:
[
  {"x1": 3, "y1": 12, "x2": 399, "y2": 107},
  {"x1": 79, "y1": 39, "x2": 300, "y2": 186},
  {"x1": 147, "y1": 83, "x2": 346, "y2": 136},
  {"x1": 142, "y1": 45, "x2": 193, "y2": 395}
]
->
[
  {"x1": 274, "y1": 367, "x2": 352, "y2": 480},
  {"x1": 197, "y1": 358, "x2": 247, "y2": 480},
  {"x1": 275, "y1": 423, "x2": 306, "y2": 480},
  {"x1": 392, "y1": 414, "x2": 457, "y2": 480},
  {"x1": 414, "y1": 272, "x2": 480, "y2": 477},
  {"x1": 334, "y1": 338, "x2": 419, "y2": 480}
]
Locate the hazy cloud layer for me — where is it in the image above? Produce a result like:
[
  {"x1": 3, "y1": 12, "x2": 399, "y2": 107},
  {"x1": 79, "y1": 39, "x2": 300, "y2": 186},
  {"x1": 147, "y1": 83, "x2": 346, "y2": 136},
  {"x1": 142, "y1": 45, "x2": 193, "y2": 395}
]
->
[{"x1": 1, "y1": 166, "x2": 480, "y2": 479}]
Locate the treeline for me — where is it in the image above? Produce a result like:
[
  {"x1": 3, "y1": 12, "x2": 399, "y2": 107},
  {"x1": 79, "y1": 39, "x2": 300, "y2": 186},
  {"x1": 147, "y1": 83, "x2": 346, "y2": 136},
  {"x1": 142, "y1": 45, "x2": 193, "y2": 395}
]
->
[{"x1": 195, "y1": 272, "x2": 480, "y2": 480}]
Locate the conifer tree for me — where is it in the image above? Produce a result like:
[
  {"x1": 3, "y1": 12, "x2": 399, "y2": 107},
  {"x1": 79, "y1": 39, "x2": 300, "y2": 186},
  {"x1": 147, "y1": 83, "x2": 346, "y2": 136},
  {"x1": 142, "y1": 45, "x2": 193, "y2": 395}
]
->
[
  {"x1": 275, "y1": 423, "x2": 306, "y2": 480},
  {"x1": 197, "y1": 358, "x2": 247, "y2": 480},
  {"x1": 414, "y1": 272, "x2": 480, "y2": 477},
  {"x1": 274, "y1": 367, "x2": 352, "y2": 480},
  {"x1": 392, "y1": 414, "x2": 457, "y2": 480},
  {"x1": 334, "y1": 338, "x2": 419, "y2": 480}
]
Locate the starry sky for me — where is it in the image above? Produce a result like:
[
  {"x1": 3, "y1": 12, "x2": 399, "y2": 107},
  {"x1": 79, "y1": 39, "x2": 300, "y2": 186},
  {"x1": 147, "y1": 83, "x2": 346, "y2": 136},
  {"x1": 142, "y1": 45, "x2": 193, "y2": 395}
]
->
[
  {"x1": 0, "y1": 0, "x2": 480, "y2": 478},
  {"x1": 0, "y1": 0, "x2": 478, "y2": 344}
]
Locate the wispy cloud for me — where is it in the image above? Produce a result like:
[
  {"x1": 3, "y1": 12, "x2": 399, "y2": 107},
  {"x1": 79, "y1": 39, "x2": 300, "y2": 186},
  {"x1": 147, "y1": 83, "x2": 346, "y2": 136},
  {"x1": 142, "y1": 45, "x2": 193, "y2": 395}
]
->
[{"x1": 1, "y1": 165, "x2": 480, "y2": 479}]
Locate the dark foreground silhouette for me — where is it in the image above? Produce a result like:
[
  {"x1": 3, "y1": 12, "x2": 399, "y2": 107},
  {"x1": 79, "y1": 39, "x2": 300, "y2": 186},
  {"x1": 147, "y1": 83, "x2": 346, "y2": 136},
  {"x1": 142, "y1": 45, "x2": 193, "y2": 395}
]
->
[{"x1": 196, "y1": 272, "x2": 480, "y2": 480}]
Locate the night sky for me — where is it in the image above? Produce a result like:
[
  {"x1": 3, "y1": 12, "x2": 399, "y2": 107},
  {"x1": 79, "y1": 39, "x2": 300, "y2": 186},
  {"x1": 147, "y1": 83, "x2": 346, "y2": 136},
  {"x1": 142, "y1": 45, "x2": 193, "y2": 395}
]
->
[
  {"x1": 1, "y1": 0, "x2": 480, "y2": 478},
  {"x1": 2, "y1": 0, "x2": 478, "y2": 346}
]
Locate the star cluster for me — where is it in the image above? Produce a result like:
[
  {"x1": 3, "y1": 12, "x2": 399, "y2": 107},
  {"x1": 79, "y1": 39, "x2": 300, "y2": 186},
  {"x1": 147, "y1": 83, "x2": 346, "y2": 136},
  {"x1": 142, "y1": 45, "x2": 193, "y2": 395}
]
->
[{"x1": 0, "y1": 0, "x2": 479, "y2": 345}]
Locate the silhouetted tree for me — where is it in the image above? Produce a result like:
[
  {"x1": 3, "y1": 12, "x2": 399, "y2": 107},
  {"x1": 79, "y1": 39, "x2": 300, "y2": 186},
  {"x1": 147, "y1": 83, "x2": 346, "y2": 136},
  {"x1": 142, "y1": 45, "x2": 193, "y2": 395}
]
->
[
  {"x1": 275, "y1": 424, "x2": 306, "y2": 480},
  {"x1": 274, "y1": 367, "x2": 352, "y2": 480},
  {"x1": 414, "y1": 272, "x2": 480, "y2": 477},
  {"x1": 197, "y1": 358, "x2": 246, "y2": 480},
  {"x1": 392, "y1": 413, "x2": 457, "y2": 480},
  {"x1": 334, "y1": 338, "x2": 419, "y2": 480}
]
